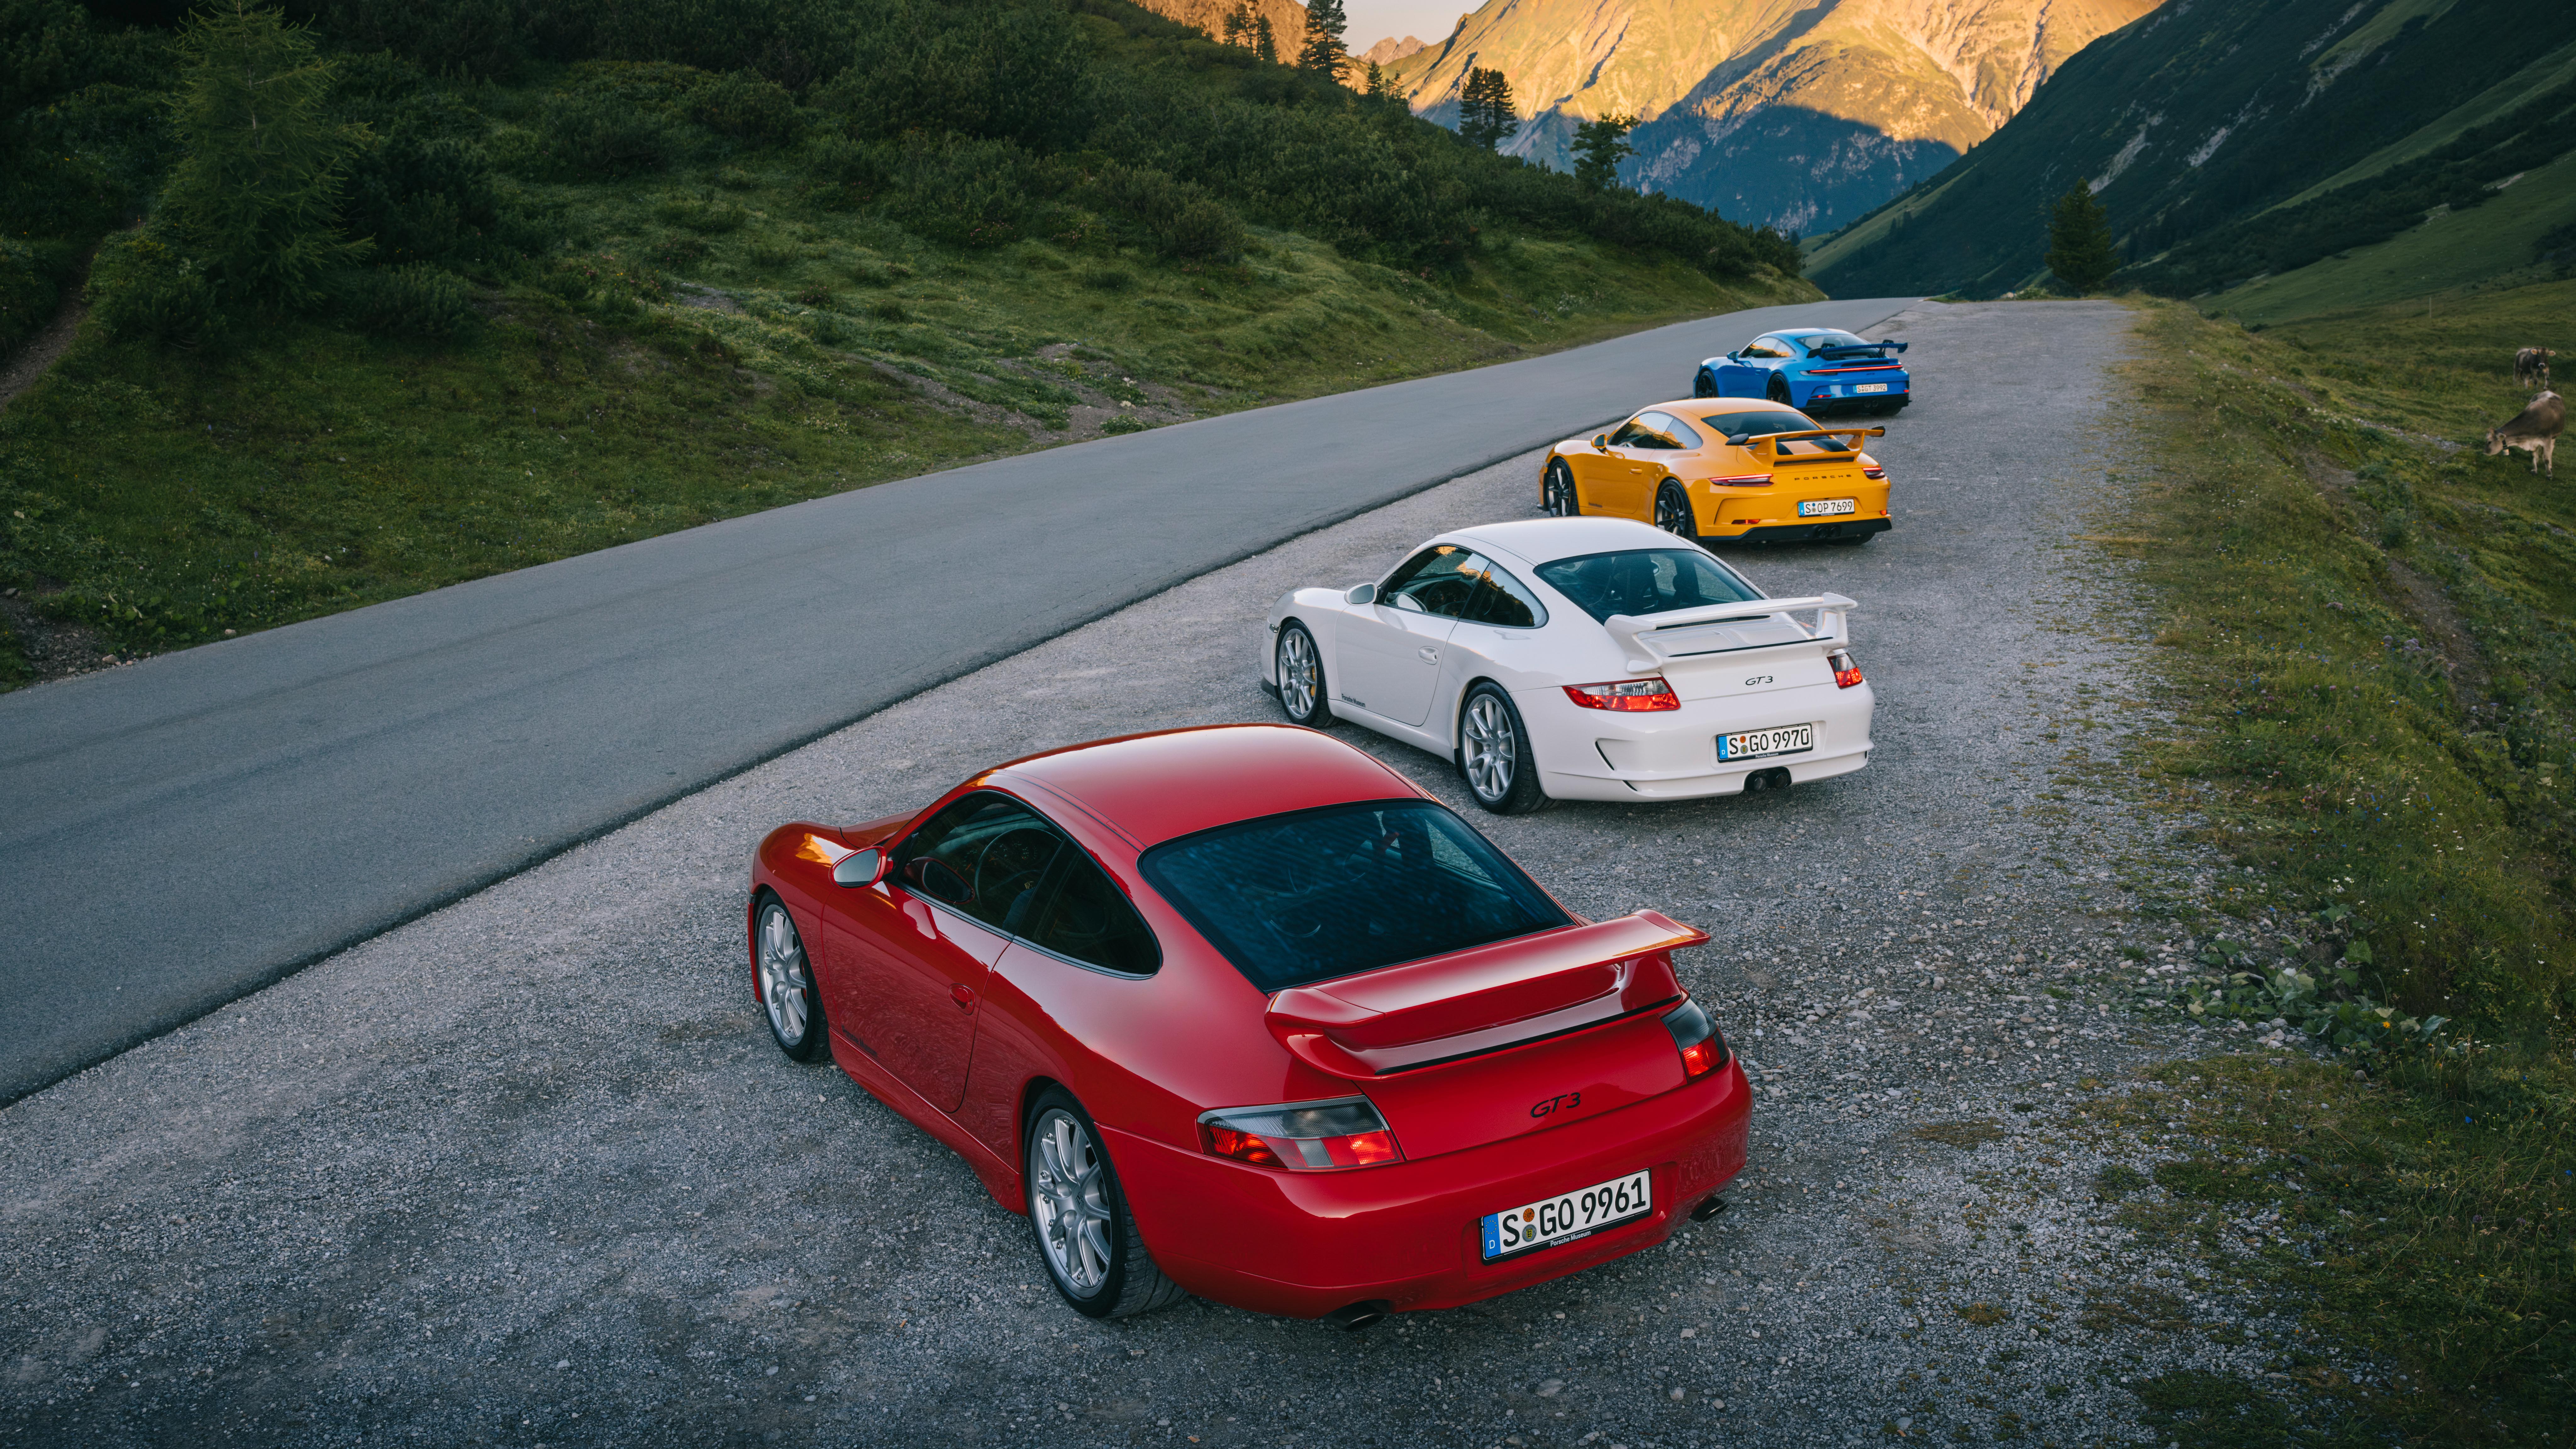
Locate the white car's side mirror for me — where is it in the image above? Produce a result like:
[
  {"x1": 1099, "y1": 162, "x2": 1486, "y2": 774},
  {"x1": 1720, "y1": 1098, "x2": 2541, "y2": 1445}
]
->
[{"x1": 1345, "y1": 583, "x2": 1378, "y2": 605}]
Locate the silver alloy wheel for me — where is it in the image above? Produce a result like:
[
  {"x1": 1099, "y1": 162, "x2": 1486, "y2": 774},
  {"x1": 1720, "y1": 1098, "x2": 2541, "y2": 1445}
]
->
[
  {"x1": 1462, "y1": 692, "x2": 1518, "y2": 802},
  {"x1": 1031, "y1": 1109, "x2": 1114, "y2": 1295},
  {"x1": 1278, "y1": 627, "x2": 1320, "y2": 721},
  {"x1": 1544, "y1": 467, "x2": 1574, "y2": 517},
  {"x1": 757, "y1": 904, "x2": 810, "y2": 1046}
]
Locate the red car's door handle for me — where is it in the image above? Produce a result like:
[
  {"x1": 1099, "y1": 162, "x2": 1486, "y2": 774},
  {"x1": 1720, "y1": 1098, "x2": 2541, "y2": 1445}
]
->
[{"x1": 949, "y1": 983, "x2": 976, "y2": 1010}]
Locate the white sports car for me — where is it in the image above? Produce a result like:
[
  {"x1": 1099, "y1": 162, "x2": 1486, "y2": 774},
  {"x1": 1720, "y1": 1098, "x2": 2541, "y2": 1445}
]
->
[{"x1": 1260, "y1": 517, "x2": 1874, "y2": 813}]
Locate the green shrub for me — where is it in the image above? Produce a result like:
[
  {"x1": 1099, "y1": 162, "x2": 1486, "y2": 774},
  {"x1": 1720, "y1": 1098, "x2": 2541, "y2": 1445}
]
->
[
  {"x1": 1077, "y1": 264, "x2": 1133, "y2": 291},
  {"x1": 332, "y1": 263, "x2": 475, "y2": 339},
  {"x1": 87, "y1": 233, "x2": 223, "y2": 347},
  {"x1": 536, "y1": 89, "x2": 677, "y2": 177},
  {"x1": 648, "y1": 235, "x2": 710, "y2": 271},
  {"x1": 686, "y1": 70, "x2": 802, "y2": 146},
  {"x1": 0, "y1": 237, "x2": 63, "y2": 354},
  {"x1": 1082, "y1": 164, "x2": 1244, "y2": 261}
]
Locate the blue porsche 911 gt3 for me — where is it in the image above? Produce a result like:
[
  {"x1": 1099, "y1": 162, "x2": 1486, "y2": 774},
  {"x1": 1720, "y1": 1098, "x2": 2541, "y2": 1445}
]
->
[{"x1": 1692, "y1": 327, "x2": 1910, "y2": 417}]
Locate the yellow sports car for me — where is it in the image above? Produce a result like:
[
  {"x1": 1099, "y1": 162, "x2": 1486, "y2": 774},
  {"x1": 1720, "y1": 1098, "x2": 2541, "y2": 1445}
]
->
[{"x1": 1539, "y1": 398, "x2": 1891, "y2": 546}]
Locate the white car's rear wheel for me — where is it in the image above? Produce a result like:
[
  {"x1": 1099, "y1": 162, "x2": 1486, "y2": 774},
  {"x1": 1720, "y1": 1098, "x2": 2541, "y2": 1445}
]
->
[{"x1": 1459, "y1": 684, "x2": 1547, "y2": 815}]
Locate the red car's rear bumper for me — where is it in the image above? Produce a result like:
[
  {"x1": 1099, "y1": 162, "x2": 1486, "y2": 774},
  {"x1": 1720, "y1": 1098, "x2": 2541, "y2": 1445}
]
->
[{"x1": 1108, "y1": 1060, "x2": 1751, "y2": 1318}]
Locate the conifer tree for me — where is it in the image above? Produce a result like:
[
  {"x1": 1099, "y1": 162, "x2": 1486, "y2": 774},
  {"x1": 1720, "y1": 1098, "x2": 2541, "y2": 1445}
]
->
[
  {"x1": 2045, "y1": 183, "x2": 2119, "y2": 293},
  {"x1": 1221, "y1": 2, "x2": 1250, "y2": 48},
  {"x1": 1253, "y1": 13, "x2": 1276, "y2": 63},
  {"x1": 1571, "y1": 112, "x2": 1636, "y2": 190},
  {"x1": 161, "y1": 1, "x2": 367, "y2": 308},
  {"x1": 1296, "y1": 0, "x2": 1349, "y2": 80},
  {"x1": 1457, "y1": 66, "x2": 1514, "y2": 149},
  {"x1": 1363, "y1": 60, "x2": 1390, "y2": 98}
]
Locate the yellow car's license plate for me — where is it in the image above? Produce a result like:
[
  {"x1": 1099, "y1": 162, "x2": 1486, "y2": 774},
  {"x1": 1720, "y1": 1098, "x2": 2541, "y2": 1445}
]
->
[{"x1": 1799, "y1": 498, "x2": 1857, "y2": 517}]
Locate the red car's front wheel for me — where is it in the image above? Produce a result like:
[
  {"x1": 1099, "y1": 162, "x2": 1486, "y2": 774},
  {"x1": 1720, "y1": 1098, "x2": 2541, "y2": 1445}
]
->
[
  {"x1": 1026, "y1": 1090, "x2": 1185, "y2": 1319},
  {"x1": 754, "y1": 897, "x2": 826, "y2": 1063}
]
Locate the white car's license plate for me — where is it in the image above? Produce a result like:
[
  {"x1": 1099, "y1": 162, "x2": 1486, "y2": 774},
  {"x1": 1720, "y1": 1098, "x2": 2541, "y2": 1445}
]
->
[
  {"x1": 1798, "y1": 497, "x2": 1857, "y2": 517},
  {"x1": 1854, "y1": 382, "x2": 1889, "y2": 394},
  {"x1": 1720, "y1": 723, "x2": 1815, "y2": 760},
  {"x1": 1481, "y1": 1170, "x2": 1652, "y2": 1262}
]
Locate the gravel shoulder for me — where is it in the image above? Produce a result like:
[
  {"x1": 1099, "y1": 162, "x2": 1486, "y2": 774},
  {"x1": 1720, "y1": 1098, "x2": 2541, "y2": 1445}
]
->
[{"x1": 2, "y1": 300, "x2": 2288, "y2": 1447}]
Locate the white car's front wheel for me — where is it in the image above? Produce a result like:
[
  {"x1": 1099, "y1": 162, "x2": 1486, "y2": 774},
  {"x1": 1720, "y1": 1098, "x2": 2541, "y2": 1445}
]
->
[
  {"x1": 1459, "y1": 685, "x2": 1548, "y2": 815},
  {"x1": 1275, "y1": 623, "x2": 1334, "y2": 728}
]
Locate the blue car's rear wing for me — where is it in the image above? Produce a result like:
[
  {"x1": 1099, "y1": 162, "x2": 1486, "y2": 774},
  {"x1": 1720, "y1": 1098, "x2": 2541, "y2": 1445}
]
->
[{"x1": 1809, "y1": 341, "x2": 1907, "y2": 359}]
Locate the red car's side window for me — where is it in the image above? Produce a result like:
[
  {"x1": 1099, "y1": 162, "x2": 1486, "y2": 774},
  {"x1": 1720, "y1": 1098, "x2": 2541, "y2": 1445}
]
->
[
  {"x1": 1023, "y1": 856, "x2": 1159, "y2": 976},
  {"x1": 896, "y1": 790, "x2": 1162, "y2": 975}
]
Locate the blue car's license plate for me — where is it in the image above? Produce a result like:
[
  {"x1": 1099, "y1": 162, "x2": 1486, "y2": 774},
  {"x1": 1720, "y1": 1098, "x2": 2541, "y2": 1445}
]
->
[{"x1": 1854, "y1": 382, "x2": 1889, "y2": 393}]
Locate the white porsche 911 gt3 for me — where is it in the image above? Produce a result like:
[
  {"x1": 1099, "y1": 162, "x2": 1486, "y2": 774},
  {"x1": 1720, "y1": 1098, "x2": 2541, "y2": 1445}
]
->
[{"x1": 1260, "y1": 517, "x2": 1874, "y2": 813}]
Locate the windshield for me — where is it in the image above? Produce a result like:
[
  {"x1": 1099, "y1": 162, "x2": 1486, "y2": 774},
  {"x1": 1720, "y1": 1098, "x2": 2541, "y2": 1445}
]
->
[
  {"x1": 1796, "y1": 330, "x2": 1874, "y2": 353},
  {"x1": 1535, "y1": 548, "x2": 1764, "y2": 623},
  {"x1": 1704, "y1": 409, "x2": 1819, "y2": 443},
  {"x1": 1137, "y1": 800, "x2": 1568, "y2": 992}
]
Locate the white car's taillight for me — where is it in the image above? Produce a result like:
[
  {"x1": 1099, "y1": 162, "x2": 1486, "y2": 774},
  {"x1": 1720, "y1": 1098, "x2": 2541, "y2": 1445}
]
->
[
  {"x1": 1828, "y1": 649, "x2": 1864, "y2": 689},
  {"x1": 1199, "y1": 1097, "x2": 1402, "y2": 1170},
  {"x1": 1563, "y1": 679, "x2": 1680, "y2": 712}
]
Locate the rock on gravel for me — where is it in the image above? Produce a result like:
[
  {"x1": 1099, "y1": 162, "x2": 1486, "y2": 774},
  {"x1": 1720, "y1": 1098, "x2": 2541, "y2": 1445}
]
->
[{"x1": 2, "y1": 301, "x2": 2281, "y2": 1446}]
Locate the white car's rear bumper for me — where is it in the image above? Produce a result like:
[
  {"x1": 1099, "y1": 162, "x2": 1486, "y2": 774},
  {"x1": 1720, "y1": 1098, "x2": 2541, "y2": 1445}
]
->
[{"x1": 1517, "y1": 680, "x2": 1874, "y2": 802}]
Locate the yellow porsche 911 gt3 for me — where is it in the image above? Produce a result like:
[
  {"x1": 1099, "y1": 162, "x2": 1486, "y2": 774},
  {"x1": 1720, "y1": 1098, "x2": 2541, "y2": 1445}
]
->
[{"x1": 1539, "y1": 398, "x2": 1892, "y2": 546}]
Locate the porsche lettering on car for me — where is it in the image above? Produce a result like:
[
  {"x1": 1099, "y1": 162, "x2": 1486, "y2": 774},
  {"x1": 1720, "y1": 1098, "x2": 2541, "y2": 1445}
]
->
[
  {"x1": 1539, "y1": 398, "x2": 1893, "y2": 547},
  {"x1": 747, "y1": 725, "x2": 1750, "y2": 1323},
  {"x1": 1263, "y1": 517, "x2": 1875, "y2": 811},
  {"x1": 1692, "y1": 326, "x2": 1911, "y2": 416}
]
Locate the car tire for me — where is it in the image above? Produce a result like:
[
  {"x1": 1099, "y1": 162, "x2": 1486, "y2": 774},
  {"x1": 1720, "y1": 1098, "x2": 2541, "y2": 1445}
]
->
[
  {"x1": 1543, "y1": 460, "x2": 1579, "y2": 517},
  {"x1": 1274, "y1": 622, "x2": 1335, "y2": 728},
  {"x1": 1653, "y1": 481, "x2": 1699, "y2": 544},
  {"x1": 1458, "y1": 683, "x2": 1548, "y2": 815},
  {"x1": 754, "y1": 896, "x2": 828, "y2": 1063},
  {"x1": 1691, "y1": 368, "x2": 1717, "y2": 398},
  {"x1": 1767, "y1": 376, "x2": 1791, "y2": 405},
  {"x1": 1026, "y1": 1089, "x2": 1186, "y2": 1320}
]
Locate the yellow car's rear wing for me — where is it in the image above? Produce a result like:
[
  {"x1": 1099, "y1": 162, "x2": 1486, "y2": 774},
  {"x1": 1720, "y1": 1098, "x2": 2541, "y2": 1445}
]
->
[
  {"x1": 1603, "y1": 593, "x2": 1857, "y2": 671},
  {"x1": 1749, "y1": 427, "x2": 1884, "y2": 466}
]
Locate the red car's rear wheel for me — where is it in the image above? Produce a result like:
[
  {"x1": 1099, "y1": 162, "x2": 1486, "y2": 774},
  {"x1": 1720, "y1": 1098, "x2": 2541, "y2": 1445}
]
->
[{"x1": 1026, "y1": 1089, "x2": 1185, "y2": 1319}]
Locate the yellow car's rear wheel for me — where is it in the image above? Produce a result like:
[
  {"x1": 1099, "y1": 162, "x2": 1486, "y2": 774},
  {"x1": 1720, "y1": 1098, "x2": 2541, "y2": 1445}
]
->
[{"x1": 1654, "y1": 482, "x2": 1700, "y2": 543}]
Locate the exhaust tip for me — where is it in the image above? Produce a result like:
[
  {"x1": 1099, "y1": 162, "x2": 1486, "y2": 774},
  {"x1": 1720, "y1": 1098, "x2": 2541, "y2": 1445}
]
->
[
  {"x1": 1690, "y1": 1195, "x2": 1729, "y2": 1221},
  {"x1": 1323, "y1": 1300, "x2": 1393, "y2": 1332}
]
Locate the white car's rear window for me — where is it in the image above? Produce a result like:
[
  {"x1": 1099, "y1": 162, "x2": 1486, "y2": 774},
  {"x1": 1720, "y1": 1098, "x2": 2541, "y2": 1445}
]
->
[{"x1": 1536, "y1": 549, "x2": 1763, "y2": 623}]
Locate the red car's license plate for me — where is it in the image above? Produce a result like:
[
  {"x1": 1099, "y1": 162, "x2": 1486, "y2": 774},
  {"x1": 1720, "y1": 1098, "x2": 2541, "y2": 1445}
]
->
[{"x1": 1480, "y1": 1170, "x2": 1651, "y2": 1261}]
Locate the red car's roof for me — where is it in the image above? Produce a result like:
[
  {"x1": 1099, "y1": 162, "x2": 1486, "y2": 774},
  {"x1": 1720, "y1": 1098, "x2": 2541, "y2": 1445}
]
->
[{"x1": 991, "y1": 725, "x2": 1424, "y2": 847}]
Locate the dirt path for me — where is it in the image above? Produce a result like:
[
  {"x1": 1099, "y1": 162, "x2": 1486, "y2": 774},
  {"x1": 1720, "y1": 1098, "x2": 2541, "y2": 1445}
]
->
[
  {"x1": 0, "y1": 302, "x2": 2325, "y2": 1447},
  {"x1": 0, "y1": 269, "x2": 89, "y2": 414}
]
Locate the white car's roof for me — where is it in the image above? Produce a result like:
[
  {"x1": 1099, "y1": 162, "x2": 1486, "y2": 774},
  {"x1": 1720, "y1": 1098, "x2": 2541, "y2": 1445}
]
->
[{"x1": 1446, "y1": 517, "x2": 1682, "y2": 568}]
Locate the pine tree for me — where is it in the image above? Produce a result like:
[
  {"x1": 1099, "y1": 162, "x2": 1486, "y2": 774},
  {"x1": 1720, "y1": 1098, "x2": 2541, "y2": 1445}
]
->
[
  {"x1": 1221, "y1": 2, "x2": 1249, "y2": 47},
  {"x1": 1363, "y1": 60, "x2": 1390, "y2": 99},
  {"x1": 160, "y1": 2, "x2": 367, "y2": 309},
  {"x1": 1457, "y1": 66, "x2": 1514, "y2": 149},
  {"x1": 1253, "y1": 13, "x2": 1276, "y2": 64},
  {"x1": 1571, "y1": 113, "x2": 1636, "y2": 191},
  {"x1": 2045, "y1": 184, "x2": 2119, "y2": 293},
  {"x1": 1296, "y1": 0, "x2": 1349, "y2": 81}
]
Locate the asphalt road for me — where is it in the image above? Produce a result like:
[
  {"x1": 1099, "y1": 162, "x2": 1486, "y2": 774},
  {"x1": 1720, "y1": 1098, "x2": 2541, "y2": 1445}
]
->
[
  {"x1": 1, "y1": 301, "x2": 2351, "y2": 1447},
  {"x1": 0, "y1": 295, "x2": 1911, "y2": 1105}
]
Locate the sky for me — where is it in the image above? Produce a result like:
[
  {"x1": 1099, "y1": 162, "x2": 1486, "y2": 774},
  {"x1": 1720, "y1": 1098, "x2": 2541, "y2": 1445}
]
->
[{"x1": 1342, "y1": 0, "x2": 1474, "y2": 46}]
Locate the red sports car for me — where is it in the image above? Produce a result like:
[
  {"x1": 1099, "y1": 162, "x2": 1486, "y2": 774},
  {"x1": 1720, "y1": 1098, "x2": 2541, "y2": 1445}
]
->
[{"x1": 745, "y1": 724, "x2": 1749, "y2": 1323}]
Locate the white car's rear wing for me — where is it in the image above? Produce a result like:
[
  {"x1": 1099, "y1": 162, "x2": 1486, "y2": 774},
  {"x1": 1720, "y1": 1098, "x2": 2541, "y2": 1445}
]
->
[{"x1": 1603, "y1": 594, "x2": 1855, "y2": 671}]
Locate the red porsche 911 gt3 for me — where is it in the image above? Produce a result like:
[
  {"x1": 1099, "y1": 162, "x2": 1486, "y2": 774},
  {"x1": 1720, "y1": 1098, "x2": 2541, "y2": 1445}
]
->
[{"x1": 746, "y1": 724, "x2": 1749, "y2": 1323}]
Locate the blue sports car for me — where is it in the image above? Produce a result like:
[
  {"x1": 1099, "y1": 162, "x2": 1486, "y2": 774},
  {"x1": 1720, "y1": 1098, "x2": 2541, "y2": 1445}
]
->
[{"x1": 1692, "y1": 327, "x2": 1911, "y2": 417}]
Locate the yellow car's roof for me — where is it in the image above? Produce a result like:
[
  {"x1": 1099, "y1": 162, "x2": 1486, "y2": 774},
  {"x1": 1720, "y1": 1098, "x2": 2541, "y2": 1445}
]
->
[{"x1": 1654, "y1": 398, "x2": 1806, "y2": 421}]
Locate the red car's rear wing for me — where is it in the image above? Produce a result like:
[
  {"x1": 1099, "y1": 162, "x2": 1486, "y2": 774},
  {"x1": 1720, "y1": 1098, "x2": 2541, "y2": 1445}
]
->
[{"x1": 1265, "y1": 911, "x2": 1709, "y2": 1078}]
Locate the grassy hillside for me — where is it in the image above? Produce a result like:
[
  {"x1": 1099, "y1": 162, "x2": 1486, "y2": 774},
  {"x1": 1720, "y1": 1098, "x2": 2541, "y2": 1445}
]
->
[
  {"x1": 0, "y1": 0, "x2": 1811, "y2": 687},
  {"x1": 2099, "y1": 286, "x2": 2576, "y2": 1440},
  {"x1": 1811, "y1": 0, "x2": 2576, "y2": 301}
]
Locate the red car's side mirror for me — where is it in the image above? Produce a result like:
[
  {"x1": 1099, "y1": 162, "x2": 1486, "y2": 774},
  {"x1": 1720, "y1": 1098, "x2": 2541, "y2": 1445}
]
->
[
  {"x1": 901, "y1": 855, "x2": 973, "y2": 906},
  {"x1": 831, "y1": 847, "x2": 882, "y2": 887}
]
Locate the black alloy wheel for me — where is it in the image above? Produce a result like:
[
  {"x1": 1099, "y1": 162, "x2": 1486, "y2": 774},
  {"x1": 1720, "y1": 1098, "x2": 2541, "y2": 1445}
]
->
[
  {"x1": 1766, "y1": 375, "x2": 1791, "y2": 405},
  {"x1": 1274, "y1": 622, "x2": 1334, "y2": 728},
  {"x1": 1692, "y1": 368, "x2": 1718, "y2": 398},
  {"x1": 1653, "y1": 481, "x2": 1699, "y2": 543},
  {"x1": 1543, "y1": 460, "x2": 1579, "y2": 517},
  {"x1": 1024, "y1": 1088, "x2": 1187, "y2": 1319},
  {"x1": 1458, "y1": 683, "x2": 1548, "y2": 815}
]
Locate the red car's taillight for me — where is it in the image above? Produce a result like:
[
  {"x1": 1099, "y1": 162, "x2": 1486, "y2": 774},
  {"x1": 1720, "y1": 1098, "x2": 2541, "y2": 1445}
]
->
[
  {"x1": 1710, "y1": 473, "x2": 1772, "y2": 487},
  {"x1": 1663, "y1": 1000, "x2": 1727, "y2": 1080},
  {"x1": 1861, "y1": 465, "x2": 1886, "y2": 480},
  {"x1": 1563, "y1": 679, "x2": 1680, "y2": 711},
  {"x1": 1828, "y1": 648, "x2": 1864, "y2": 690},
  {"x1": 1199, "y1": 1097, "x2": 1403, "y2": 1171}
]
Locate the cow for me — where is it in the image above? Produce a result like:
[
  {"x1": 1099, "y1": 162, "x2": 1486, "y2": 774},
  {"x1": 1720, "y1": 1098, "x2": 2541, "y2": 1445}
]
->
[
  {"x1": 2515, "y1": 347, "x2": 2555, "y2": 390},
  {"x1": 2486, "y1": 390, "x2": 2564, "y2": 476}
]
